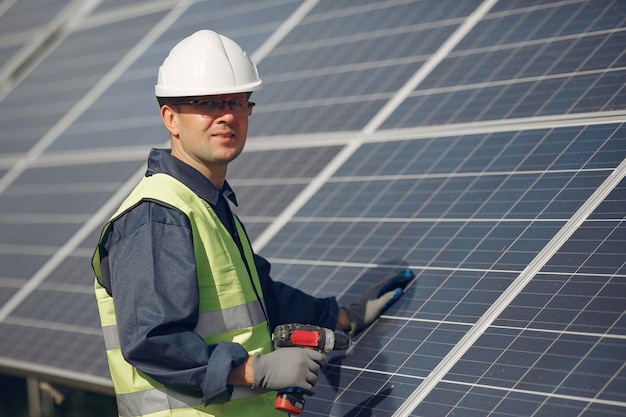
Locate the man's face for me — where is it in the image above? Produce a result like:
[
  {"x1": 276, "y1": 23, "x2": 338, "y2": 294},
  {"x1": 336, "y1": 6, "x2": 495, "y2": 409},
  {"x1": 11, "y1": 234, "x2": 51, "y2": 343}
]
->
[{"x1": 164, "y1": 93, "x2": 251, "y2": 181}]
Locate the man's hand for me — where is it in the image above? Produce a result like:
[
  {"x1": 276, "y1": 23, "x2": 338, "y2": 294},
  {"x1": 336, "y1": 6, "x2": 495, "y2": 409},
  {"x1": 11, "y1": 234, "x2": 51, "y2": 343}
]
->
[
  {"x1": 251, "y1": 348, "x2": 325, "y2": 394},
  {"x1": 343, "y1": 269, "x2": 415, "y2": 335}
]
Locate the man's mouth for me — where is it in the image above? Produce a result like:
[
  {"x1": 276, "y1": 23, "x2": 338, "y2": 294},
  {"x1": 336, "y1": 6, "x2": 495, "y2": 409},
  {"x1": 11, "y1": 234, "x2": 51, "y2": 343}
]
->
[{"x1": 213, "y1": 133, "x2": 236, "y2": 141}]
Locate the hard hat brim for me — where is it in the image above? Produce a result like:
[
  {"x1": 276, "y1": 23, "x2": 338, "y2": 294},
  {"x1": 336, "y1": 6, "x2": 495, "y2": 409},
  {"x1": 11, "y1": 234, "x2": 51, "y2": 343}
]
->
[{"x1": 155, "y1": 79, "x2": 262, "y2": 97}]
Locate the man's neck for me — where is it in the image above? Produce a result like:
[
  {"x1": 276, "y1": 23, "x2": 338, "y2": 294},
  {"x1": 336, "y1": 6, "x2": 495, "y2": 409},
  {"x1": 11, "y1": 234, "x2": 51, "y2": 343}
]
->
[{"x1": 170, "y1": 150, "x2": 226, "y2": 189}]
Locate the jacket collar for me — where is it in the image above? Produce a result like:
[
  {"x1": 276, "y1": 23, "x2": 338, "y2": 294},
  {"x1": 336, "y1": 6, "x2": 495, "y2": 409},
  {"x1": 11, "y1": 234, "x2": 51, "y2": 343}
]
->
[{"x1": 145, "y1": 148, "x2": 238, "y2": 206}]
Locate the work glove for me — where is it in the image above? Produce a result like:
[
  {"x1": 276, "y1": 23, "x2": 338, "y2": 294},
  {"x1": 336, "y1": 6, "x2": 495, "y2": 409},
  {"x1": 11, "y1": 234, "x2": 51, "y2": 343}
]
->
[
  {"x1": 252, "y1": 348, "x2": 325, "y2": 394},
  {"x1": 343, "y1": 269, "x2": 415, "y2": 335}
]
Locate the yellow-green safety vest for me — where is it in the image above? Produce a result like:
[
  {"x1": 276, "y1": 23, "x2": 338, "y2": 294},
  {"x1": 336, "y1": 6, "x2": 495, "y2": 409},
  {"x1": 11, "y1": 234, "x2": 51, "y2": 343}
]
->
[{"x1": 92, "y1": 173, "x2": 285, "y2": 417}]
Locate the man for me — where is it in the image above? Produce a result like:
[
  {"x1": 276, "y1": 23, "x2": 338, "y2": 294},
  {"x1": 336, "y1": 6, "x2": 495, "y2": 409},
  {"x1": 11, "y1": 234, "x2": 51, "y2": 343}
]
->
[{"x1": 92, "y1": 30, "x2": 413, "y2": 417}]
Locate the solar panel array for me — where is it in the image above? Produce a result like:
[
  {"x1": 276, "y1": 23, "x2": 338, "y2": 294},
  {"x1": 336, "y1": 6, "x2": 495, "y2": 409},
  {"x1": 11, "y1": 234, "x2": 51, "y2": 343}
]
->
[{"x1": 1, "y1": 1, "x2": 625, "y2": 416}]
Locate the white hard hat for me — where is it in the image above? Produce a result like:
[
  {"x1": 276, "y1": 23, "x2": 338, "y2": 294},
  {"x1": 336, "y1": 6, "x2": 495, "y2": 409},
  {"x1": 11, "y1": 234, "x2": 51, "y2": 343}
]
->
[{"x1": 155, "y1": 30, "x2": 262, "y2": 97}]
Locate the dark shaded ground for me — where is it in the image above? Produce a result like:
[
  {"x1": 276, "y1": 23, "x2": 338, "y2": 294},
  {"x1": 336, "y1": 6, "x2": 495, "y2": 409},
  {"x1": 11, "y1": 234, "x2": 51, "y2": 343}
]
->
[{"x1": 0, "y1": 375, "x2": 117, "y2": 417}]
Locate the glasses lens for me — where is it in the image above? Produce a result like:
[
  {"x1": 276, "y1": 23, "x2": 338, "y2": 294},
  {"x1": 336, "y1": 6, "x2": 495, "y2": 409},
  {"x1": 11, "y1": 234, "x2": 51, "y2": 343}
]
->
[
  {"x1": 229, "y1": 101, "x2": 245, "y2": 112},
  {"x1": 198, "y1": 100, "x2": 223, "y2": 114},
  {"x1": 181, "y1": 100, "x2": 253, "y2": 116}
]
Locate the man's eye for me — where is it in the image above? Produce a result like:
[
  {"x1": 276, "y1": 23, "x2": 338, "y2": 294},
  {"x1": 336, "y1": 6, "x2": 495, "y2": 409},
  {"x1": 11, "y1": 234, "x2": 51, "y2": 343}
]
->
[
  {"x1": 230, "y1": 101, "x2": 244, "y2": 109},
  {"x1": 199, "y1": 100, "x2": 220, "y2": 110}
]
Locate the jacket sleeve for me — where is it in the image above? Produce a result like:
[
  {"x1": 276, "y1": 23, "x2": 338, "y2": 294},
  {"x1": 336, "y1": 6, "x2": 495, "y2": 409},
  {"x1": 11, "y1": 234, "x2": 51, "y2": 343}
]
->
[
  {"x1": 101, "y1": 202, "x2": 248, "y2": 404},
  {"x1": 254, "y1": 254, "x2": 339, "y2": 331}
]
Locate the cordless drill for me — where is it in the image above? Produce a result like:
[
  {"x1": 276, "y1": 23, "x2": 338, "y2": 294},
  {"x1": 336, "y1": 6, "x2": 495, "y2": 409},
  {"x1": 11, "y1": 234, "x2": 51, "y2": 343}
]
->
[{"x1": 272, "y1": 323, "x2": 351, "y2": 414}]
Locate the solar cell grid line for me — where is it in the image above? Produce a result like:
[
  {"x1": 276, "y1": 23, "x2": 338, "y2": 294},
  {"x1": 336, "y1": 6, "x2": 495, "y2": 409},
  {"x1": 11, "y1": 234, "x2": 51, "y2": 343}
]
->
[
  {"x1": 274, "y1": 0, "x2": 479, "y2": 51},
  {"x1": 0, "y1": 0, "x2": 103, "y2": 102},
  {"x1": 433, "y1": 321, "x2": 626, "y2": 413},
  {"x1": 253, "y1": 0, "x2": 498, "y2": 251},
  {"x1": 518, "y1": 332, "x2": 613, "y2": 400},
  {"x1": 415, "y1": 350, "x2": 626, "y2": 416},
  {"x1": 0, "y1": 2, "x2": 194, "y2": 322},
  {"x1": 264, "y1": 126, "x2": 624, "y2": 415},
  {"x1": 460, "y1": 2, "x2": 626, "y2": 66},
  {"x1": 380, "y1": 2, "x2": 626, "y2": 129},
  {"x1": 386, "y1": 158, "x2": 626, "y2": 415},
  {"x1": 383, "y1": 69, "x2": 626, "y2": 128},
  {"x1": 249, "y1": 0, "x2": 318, "y2": 64},
  {"x1": 0, "y1": 3, "x2": 190, "y2": 194},
  {"x1": 249, "y1": 0, "x2": 498, "y2": 137},
  {"x1": 266, "y1": 129, "x2": 624, "y2": 410}
]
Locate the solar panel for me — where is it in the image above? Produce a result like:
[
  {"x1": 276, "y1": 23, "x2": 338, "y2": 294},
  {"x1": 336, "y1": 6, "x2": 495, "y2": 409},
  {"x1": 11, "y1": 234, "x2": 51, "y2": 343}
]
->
[{"x1": 0, "y1": 0, "x2": 625, "y2": 416}]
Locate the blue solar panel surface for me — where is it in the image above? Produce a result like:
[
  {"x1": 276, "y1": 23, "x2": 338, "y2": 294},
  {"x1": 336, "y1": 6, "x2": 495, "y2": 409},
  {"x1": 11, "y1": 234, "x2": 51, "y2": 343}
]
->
[{"x1": 0, "y1": 1, "x2": 625, "y2": 416}]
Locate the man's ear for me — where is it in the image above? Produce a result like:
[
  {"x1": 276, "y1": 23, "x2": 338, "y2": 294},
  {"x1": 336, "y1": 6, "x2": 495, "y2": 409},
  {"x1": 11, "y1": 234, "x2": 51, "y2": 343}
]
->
[{"x1": 161, "y1": 104, "x2": 180, "y2": 137}]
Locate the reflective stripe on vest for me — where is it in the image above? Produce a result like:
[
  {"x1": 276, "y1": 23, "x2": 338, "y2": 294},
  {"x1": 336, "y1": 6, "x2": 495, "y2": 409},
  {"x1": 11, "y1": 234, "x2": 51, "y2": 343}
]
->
[
  {"x1": 115, "y1": 383, "x2": 276, "y2": 417},
  {"x1": 102, "y1": 300, "x2": 268, "y2": 351},
  {"x1": 92, "y1": 173, "x2": 283, "y2": 417}
]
